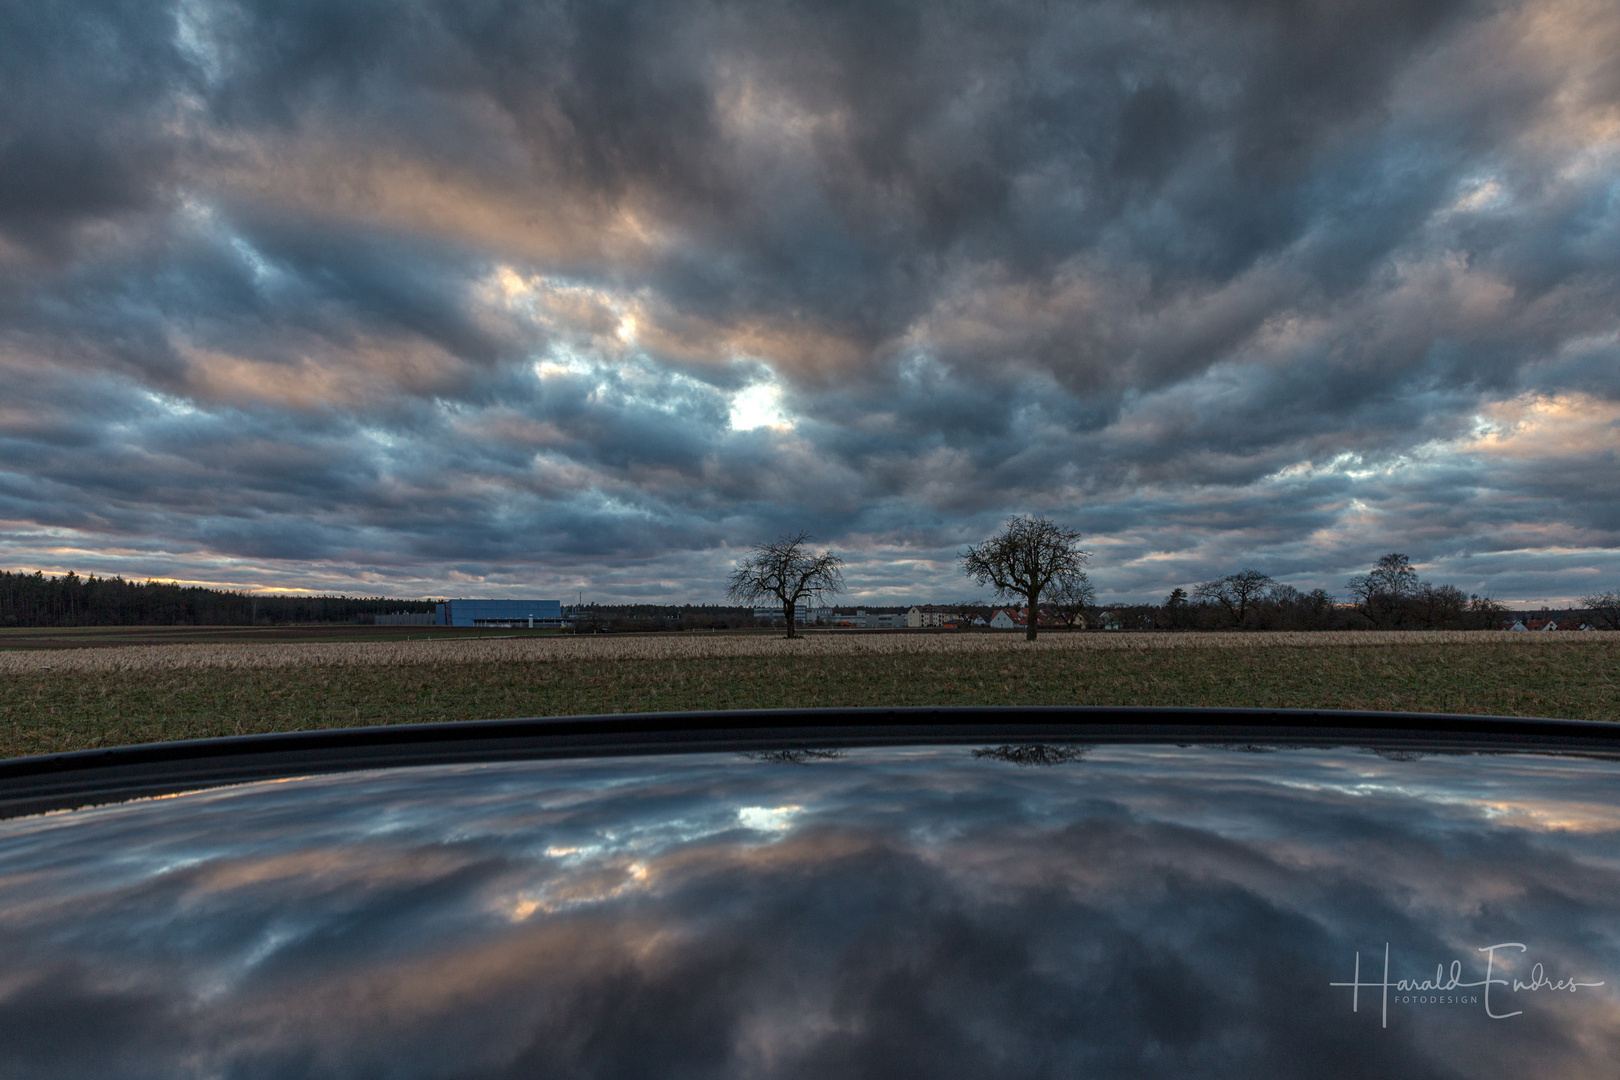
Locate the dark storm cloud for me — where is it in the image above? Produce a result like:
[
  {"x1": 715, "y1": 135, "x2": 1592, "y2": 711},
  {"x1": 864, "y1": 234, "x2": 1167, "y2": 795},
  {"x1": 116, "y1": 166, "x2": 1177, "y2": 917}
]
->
[
  {"x1": 2, "y1": 748, "x2": 1619, "y2": 1078},
  {"x1": 0, "y1": 0, "x2": 1617, "y2": 598},
  {"x1": 0, "y1": 0, "x2": 196, "y2": 260}
]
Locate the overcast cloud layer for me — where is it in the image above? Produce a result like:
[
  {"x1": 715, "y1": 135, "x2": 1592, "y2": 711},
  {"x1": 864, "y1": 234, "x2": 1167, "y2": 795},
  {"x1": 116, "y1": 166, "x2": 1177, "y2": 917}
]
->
[{"x1": 1, "y1": 0, "x2": 1617, "y2": 602}]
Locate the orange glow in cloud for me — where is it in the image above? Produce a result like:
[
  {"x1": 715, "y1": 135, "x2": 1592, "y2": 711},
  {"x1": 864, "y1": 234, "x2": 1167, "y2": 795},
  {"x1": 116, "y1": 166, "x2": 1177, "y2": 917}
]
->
[{"x1": 1463, "y1": 392, "x2": 1620, "y2": 461}]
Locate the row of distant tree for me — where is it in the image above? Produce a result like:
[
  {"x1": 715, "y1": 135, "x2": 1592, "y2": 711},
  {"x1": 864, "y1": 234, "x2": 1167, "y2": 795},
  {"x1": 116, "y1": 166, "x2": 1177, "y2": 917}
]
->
[
  {"x1": 1168, "y1": 555, "x2": 1500, "y2": 631},
  {"x1": 1175, "y1": 555, "x2": 1620, "y2": 631},
  {"x1": 725, "y1": 522, "x2": 1620, "y2": 639},
  {"x1": 0, "y1": 571, "x2": 436, "y2": 627}
]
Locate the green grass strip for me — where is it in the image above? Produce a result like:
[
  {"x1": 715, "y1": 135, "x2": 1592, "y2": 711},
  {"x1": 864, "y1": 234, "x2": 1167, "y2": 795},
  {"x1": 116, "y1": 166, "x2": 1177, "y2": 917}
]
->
[{"x1": 3, "y1": 641, "x2": 1615, "y2": 759}]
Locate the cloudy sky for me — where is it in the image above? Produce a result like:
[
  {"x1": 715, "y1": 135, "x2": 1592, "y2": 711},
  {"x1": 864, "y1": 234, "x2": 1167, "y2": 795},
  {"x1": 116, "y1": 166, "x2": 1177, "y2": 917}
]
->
[{"x1": 2, "y1": 0, "x2": 1617, "y2": 603}]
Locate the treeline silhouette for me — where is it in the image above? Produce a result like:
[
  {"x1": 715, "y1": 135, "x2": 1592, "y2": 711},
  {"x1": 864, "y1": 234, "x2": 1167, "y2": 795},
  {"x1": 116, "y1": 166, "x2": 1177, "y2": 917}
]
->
[
  {"x1": 1139, "y1": 554, "x2": 1513, "y2": 630},
  {"x1": 1123, "y1": 587, "x2": 1508, "y2": 632},
  {"x1": 569, "y1": 603, "x2": 759, "y2": 631},
  {"x1": 0, "y1": 571, "x2": 435, "y2": 628}
]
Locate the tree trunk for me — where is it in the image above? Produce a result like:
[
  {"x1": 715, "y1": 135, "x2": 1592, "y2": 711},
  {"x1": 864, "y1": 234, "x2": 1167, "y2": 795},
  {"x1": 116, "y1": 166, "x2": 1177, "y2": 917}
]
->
[
  {"x1": 783, "y1": 596, "x2": 796, "y2": 639},
  {"x1": 1026, "y1": 588, "x2": 1038, "y2": 641}
]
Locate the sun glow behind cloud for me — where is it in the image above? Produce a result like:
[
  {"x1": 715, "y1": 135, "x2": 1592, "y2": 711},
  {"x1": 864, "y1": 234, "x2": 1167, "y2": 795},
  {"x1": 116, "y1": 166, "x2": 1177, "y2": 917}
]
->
[{"x1": 728, "y1": 380, "x2": 794, "y2": 431}]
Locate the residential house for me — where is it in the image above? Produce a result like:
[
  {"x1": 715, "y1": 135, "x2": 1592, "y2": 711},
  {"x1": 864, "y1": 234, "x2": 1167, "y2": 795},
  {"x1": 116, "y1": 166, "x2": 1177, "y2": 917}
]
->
[
  {"x1": 907, "y1": 606, "x2": 956, "y2": 628},
  {"x1": 989, "y1": 607, "x2": 1065, "y2": 630}
]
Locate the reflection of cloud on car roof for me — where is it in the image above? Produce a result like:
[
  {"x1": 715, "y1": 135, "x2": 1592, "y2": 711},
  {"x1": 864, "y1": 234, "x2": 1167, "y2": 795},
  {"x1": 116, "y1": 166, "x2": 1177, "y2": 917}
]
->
[{"x1": 1, "y1": 745, "x2": 1618, "y2": 1077}]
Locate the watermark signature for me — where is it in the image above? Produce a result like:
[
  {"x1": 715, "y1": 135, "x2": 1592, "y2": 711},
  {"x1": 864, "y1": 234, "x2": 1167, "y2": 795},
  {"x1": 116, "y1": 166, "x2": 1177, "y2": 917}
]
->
[{"x1": 1331, "y1": 943, "x2": 1603, "y2": 1027}]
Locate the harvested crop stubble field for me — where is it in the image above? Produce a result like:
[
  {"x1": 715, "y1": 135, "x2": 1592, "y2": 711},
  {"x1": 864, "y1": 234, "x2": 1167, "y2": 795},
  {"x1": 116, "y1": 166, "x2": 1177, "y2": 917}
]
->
[{"x1": 1, "y1": 631, "x2": 1615, "y2": 759}]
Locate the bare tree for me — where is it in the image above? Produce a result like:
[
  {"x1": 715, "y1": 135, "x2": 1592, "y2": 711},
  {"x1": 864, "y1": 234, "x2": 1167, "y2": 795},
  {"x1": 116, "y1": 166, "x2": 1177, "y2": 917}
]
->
[
  {"x1": 1048, "y1": 570, "x2": 1096, "y2": 629},
  {"x1": 960, "y1": 517, "x2": 1091, "y2": 641},
  {"x1": 1582, "y1": 590, "x2": 1620, "y2": 630},
  {"x1": 726, "y1": 532, "x2": 844, "y2": 639},
  {"x1": 1370, "y1": 552, "x2": 1420, "y2": 596},
  {"x1": 1414, "y1": 582, "x2": 1468, "y2": 629},
  {"x1": 1468, "y1": 594, "x2": 1508, "y2": 628},
  {"x1": 1267, "y1": 583, "x2": 1303, "y2": 606},
  {"x1": 1347, "y1": 553, "x2": 1420, "y2": 627},
  {"x1": 1193, "y1": 569, "x2": 1276, "y2": 627}
]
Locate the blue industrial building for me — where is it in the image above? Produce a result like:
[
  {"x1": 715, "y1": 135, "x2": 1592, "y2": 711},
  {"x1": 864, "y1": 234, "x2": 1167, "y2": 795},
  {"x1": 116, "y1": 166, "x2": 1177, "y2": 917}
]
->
[{"x1": 434, "y1": 599, "x2": 566, "y2": 627}]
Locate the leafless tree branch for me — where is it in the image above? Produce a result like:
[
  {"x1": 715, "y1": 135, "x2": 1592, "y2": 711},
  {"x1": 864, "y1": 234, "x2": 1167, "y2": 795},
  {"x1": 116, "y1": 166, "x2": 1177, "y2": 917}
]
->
[
  {"x1": 1582, "y1": 590, "x2": 1620, "y2": 630},
  {"x1": 725, "y1": 532, "x2": 844, "y2": 639},
  {"x1": 1193, "y1": 569, "x2": 1275, "y2": 626},
  {"x1": 960, "y1": 516, "x2": 1090, "y2": 641}
]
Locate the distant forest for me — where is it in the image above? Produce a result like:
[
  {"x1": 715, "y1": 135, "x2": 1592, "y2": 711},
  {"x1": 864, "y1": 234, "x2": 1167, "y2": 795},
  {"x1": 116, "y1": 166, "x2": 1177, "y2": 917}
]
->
[{"x1": 0, "y1": 571, "x2": 436, "y2": 628}]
